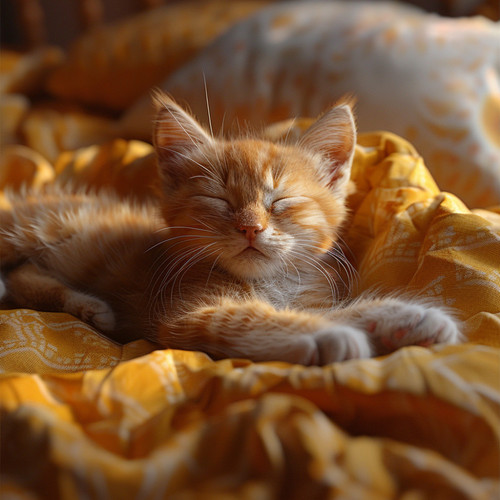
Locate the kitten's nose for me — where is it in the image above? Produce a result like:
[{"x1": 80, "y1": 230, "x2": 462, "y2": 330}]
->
[{"x1": 238, "y1": 224, "x2": 264, "y2": 241}]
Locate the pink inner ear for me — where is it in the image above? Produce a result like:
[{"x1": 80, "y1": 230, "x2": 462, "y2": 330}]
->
[
  {"x1": 328, "y1": 168, "x2": 346, "y2": 186},
  {"x1": 153, "y1": 93, "x2": 212, "y2": 160},
  {"x1": 298, "y1": 104, "x2": 356, "y2": 189},
  {"x1": 328, "y1": 128, "x2": 355, "y2": 167}
]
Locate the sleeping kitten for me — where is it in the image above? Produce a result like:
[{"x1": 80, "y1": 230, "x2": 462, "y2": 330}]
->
[{"x1": 0, "y1": 93, "x2": 461, "y2": 364}]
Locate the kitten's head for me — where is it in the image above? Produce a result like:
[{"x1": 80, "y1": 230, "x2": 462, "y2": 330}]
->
[{"x1": 153, "y1": 92, "x2": 356, "y2": 280}]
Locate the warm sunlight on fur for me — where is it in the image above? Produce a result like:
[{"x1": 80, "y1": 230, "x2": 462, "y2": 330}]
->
[
  {"x1": 0, "y1": 92, "x2": 461, "y2": 365},
  {"x1": 153, "y1": 91, "x2": 354, "y2": 281}
]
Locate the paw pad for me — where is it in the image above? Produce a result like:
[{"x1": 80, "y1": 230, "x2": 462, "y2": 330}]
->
[{"x1": 362, "y1": 303, "x2": 462, "y2": 354}]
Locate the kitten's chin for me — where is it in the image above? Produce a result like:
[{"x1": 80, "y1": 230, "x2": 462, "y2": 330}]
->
[{"x1": 221, "y1": 253, "x2": 280, "y2": 280}]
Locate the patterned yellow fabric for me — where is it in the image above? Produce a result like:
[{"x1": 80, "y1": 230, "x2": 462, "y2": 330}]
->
[
  {"x1": 349, "y1": 133, "x2": 500, "y2": 348},
  {"x1": 1, "y1": 131, "x2": 499, "y2": 497},
  {"x1": 1, "y1": 345, "x2": 499, "y2": 498},
  {"x1": 0, "y1": 310, "x2": 154, "y2": 374}
]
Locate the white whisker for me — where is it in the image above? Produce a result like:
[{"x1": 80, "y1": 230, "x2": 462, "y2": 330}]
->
[
  {"x1": 146, "y1": 233, "x2": 214, "y2": 253},
  {"x1": 205, "y1": 254, "x2": 221, "y2": 287},
  {"x1": 203, "y1": 72, "x2": 214, "y2": 139},
  {"x1": 154, "y1": 225, "x2": 213, "y2": 234},
  {"x1": 148, "y1": 239, "x2": 215, "y2": 303},
  {"x1": 151, "y1": 245, "x2": 214, "y2": 316},
  {"x1": 176, "y1": 247, "x2": 220, "y2": 299},
  {"x1": 283, "y1": 118, "x2": 297, "y2": 144},
  {"x1": 288, "y1": 249, "x2": 340, "y2": 305}
]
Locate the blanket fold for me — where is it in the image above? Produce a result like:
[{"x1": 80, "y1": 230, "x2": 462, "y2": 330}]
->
[
  {"x1": 1, "y1": 345, "x2": 499, "y2": 498},
  {"x1": 1, "y1": 130, "x2": 499, "y2": 498}
]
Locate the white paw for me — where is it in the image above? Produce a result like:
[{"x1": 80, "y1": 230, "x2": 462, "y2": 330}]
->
[
  {"x1": 312, "y1": 325, "x2": 372, "y2": 365},
  {"x1": 65, "y1": 292, "x2": 116, "y2": 332},
  {"x1": 364, "y1": 304, "x2": 462, "y2": 353},
  {"x1": 90, "y1": 305, "x2": 116, "y2": 332}
]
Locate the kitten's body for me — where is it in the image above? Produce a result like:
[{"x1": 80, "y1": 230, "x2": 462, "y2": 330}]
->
[{"x1": 0, "y1": 94, "x2": 461, "y2": 364}]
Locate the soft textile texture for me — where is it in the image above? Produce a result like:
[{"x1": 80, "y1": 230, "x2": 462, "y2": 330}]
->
[
  {"x1": 123, "y1": 1, "x2": 500, "y2": 207},
  {"x1": 2, "y1": 345, "x2": 498, "y2": 499},
  {"x1": 1, "y1": 131, "x2": 499, "y2": 497}
]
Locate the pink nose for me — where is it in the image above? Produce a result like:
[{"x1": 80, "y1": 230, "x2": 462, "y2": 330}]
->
[{"x1": 238, "y1": 224, "x2": 263, "y2": 241}]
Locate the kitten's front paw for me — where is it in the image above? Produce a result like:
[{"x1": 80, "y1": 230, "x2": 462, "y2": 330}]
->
[
  {"x1": 312, "y1": 325, "x2": 372, "y2": 365},
  {"x1": 365, "y1": 304, "x2": 462, "y2": 354},
  {"x1": 65, "y1": 292, "x2": 116, "y2": 332}
]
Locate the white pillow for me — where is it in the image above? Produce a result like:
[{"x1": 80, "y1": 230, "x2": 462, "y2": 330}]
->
[{"x1": 123, "y1": 1, "x2": 500, "y2": 208}]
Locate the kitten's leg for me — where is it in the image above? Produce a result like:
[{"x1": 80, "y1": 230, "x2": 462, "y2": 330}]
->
[
  {"x1": 160, "y1": 299, "x2": 372, "y2": 365},
  {"x1": 328, "y1": 297, "x2": 462, "y2": 355},
  {"x1": 3, "y1": 262, "x2": 115, "y2": 332}
]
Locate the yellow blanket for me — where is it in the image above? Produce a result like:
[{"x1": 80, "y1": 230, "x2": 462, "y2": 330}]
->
[{"x1": 1, "y1": 132, "x2": 499, "y2": 498}]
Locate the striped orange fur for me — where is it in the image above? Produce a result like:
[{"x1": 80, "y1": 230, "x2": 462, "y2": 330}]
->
[{"x1": 0, "y1": 93, "x2": 461, "y2": 364}]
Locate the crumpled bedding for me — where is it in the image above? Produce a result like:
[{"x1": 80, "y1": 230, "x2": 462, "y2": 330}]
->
[
  {"x1": 1, "y1": 131, "x2": 499, "y2": 498},
  {"x1": 2, "y1": 345, "x2": 499, "y2": 499}
]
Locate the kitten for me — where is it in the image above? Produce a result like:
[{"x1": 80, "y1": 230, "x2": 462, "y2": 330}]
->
[{"x1": 0, "y1": 93, "x2": 461, "y2": 364}]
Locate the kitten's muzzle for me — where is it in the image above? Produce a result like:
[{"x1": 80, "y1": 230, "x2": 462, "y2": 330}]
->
[
  {"x1": 237, "y1": 224, "x2": 264, "y2": 243},
  {"x1": 234, "y1": 205, "x2": 269, "y2": 244}
]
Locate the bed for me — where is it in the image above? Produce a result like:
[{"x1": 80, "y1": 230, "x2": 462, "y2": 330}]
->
[{"x1": 1, "y1": 1, "x2": 499, "y2": 498}]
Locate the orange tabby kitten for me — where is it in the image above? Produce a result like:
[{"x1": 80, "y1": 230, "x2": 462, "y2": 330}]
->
[{"x1": 0, "y1": 93, "x2": 461, "y2": 364}]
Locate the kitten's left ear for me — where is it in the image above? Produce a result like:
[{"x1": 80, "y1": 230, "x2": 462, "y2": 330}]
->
[
  {"x1": 298, "y1": 100, "x2": 356, "y2": 191},
  {"x1": 153, "y1": 90, "x2": 212, "y2": 168}
]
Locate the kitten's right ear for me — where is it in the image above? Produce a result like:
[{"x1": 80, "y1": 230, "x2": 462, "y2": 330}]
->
[
  {"x1": 153, "y1": 91, "x2": 212, "y2": 167},
  {"x1": 298, "y1": 99, "x2": 356, "y2": 192}
]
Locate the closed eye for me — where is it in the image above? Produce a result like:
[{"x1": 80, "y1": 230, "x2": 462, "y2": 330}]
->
[
  {"x1": 272, "y1": 196, "x2": 311, "y2": 212},
  {"x1": 193, "y1": 195, "x2": 231, "y2": 208}
]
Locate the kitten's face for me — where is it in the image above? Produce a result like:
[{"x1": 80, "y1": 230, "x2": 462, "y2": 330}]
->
[{"x1": 154, "y1": 93, "x2": 356, "y2": 280}]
